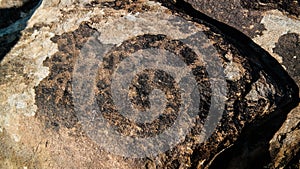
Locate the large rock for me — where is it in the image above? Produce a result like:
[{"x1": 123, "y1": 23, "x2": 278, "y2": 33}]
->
[
  {"x1": 0, "y1": 0, "x2": 298, "y2": 168},
  {"x1": 170, "y1": 0, "x2": 300, "y2": 168}
]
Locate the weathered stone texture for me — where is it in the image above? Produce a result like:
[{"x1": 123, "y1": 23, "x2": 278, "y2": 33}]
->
[{"x1": 0, "y1": 0, "x2": 299, "y2": 169}]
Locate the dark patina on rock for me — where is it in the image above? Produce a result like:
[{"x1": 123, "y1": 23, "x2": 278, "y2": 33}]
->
[
  {"x1": 178, "y1": 0, "x2": 299, "y2": 39},
  {"x1": 241, "y1": 0, "x2": 300, "y2": 17},
  {"x1": 31, "y1": 1, "x2": 299, "y2": 169},
  {"x1": 274, "y1": 32, "x2": 300, "y2": 85}
]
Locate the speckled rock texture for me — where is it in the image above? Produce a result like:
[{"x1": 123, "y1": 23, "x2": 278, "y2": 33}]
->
[
  {"x1": 0, "y1": 0, "x2": 31, "y2": 8},
  {"x1": 176, "y1": 0, "x2": 300, "y2": 168},
  {"x1": 0, "y1": 0, "x2": 299, "y2": 169},
  {"x1": 181, "y1": 0, "x2": 300, "y2": 64}
]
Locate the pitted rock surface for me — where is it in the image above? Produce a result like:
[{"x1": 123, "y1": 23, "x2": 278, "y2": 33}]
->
[
  {"x1": 273, "y1": 32, "x2": 300, "y2": 85},
  {"x1": 158, "y1": 1, "x2": 300, "y2": 168},
  {"x1": 0, "y1": 0, "x2": 299, "y2": 169},
  {"x1": 180, "y1": 0, "x2": 299, "y2": 38},
  {"x1": 241, "y1": 0, "x2": 300, "y2": 17},
  {"x1": 34, "y1": 23, "x2": 97, "y2": 130},
  {"x1": 34, "y1": 1, "x2": 297, "y2": 168}
]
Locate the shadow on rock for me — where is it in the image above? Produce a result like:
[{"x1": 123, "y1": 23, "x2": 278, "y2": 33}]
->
[{"x1": 0, "y1": 0, "x2": 42, "y2": 61}]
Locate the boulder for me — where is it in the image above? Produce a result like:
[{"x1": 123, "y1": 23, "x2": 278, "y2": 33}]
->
[{"x1": 0, "y1": 0, "x2": 298, "y2": 168}]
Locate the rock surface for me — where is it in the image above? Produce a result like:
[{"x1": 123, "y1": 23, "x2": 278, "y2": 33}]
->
[
  {"x1": 0, "y1": 0, "x2": 42, "y2": 60},
  {"x1": 0, "y1": 0, "x2": 31, "y2": 8},
  {"x1": 0, "y1": 0, "x2": 299, "y2": 169},
  {"x1": 180, "y1": 0, "x2": 300, "y2": 64},
  {"x1": 174, "y1": 0, "x2": 300, "y2": 168}
]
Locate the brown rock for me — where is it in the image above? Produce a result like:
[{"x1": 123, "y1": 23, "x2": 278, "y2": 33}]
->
[
  {"x1": 0, "y1": 0, "x2": 298, "y2": 169},
  {"x1": 166, "y1": 0, "x2": 300, "y2": 168},
  {"x1": 241, "y1": 0, "x2": 300, "y2": 17},
  {"x1": 269, "y1": 105, "x2": 300, "y2": 169}
]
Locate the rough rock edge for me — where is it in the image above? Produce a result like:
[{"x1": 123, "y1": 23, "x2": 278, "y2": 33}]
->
[
  {"x1": 0, "y1": 0, "x2": 144, "y2": 168},
  {"x1": 0, "y1": 0, "x2": 298, "y2": 169},
  {"x1": 175, "y1": 0, "x2": 300, "y2": 168}
]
